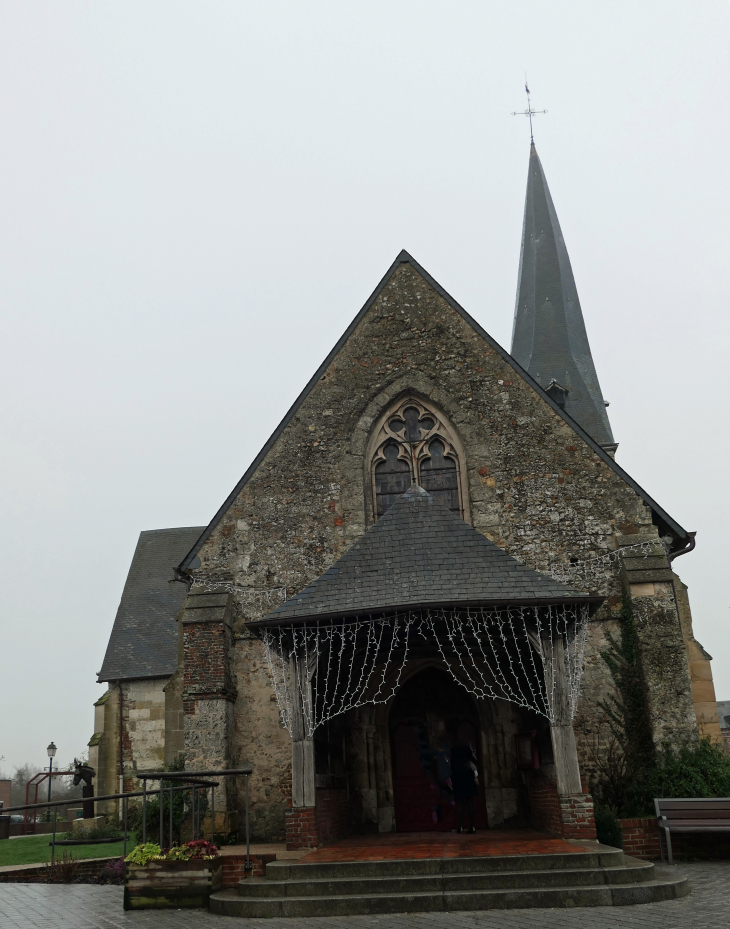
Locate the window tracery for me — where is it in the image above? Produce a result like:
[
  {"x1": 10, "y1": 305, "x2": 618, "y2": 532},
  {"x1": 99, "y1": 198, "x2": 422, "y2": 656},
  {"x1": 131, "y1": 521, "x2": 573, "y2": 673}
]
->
[{"x1": 367, "y1": 397, "x2": 469, "y2": 522}]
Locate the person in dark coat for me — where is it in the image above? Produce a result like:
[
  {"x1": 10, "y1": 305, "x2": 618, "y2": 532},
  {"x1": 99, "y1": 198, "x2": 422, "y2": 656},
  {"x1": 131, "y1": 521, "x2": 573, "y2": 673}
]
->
[{"x1": 451, "y1": 732, "x2": 478, "y2": 833}]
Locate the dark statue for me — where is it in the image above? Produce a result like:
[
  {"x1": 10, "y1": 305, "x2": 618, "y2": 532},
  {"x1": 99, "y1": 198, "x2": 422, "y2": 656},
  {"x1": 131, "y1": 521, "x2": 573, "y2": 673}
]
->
[
  {"x1": 72, "y1": 758, "x2": 96, "y2": 787},
  {"x1": 73, "y1": 759, "x2": 96, "y2": 818}
]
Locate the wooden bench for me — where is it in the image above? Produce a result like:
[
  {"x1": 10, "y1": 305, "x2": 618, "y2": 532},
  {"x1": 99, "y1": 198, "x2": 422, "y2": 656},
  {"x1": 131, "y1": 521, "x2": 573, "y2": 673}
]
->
[{"x1": 655, "y1": 798, "x2": 730, "y2": 864}]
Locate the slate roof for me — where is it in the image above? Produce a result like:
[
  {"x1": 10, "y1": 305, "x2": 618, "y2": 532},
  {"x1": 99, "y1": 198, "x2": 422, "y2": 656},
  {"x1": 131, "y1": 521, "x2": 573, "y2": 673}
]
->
[
  {"x1": 717, "y1": 701, "x2": 730, "y2": 731},
  {"x1": 511, "y1": 143, "x2": 615, "y2": 448},
  {"x1": 256, "y1": 487, "x2": 595, "y2": 625},
  {"x1": 98, "y1": 527, "x2": 204, "y2": 682},
  {"x1": 177, "y1": 251, "x2": 690, "y2": 576}
]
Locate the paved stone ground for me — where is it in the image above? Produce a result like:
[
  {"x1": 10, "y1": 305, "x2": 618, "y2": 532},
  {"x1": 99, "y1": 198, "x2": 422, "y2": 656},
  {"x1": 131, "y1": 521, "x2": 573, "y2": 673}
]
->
[{"x1": 0, "y1": 862, "x2": 727, "y2": 929}]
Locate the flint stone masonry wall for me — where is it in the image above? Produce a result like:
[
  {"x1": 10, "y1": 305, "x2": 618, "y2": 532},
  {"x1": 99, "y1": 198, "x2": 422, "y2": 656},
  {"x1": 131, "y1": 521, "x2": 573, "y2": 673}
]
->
[
  {"x1": 190, "y1": 260, "x2": 700, "y2": 836},
  {"x1": 622, "y1": 570, "x2": 696, "y2": 749},
  {"x1": 182, "y1": 588, "x2": 236, "y2": 812},
  {"x1": 232, "y1": 634, "x2": 290, "y2": 841}
]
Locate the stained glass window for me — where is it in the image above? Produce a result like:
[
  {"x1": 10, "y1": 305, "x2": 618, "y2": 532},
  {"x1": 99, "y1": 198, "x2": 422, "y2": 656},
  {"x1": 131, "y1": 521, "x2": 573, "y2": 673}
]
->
[
  {"x1": 419, "y1": 440, "x2": 459, "y2": 513},
  {"x1": 374, "y1": 442, "x2": 412, "y2": 516},
  {"x1": 369, "y1": 397, "x2": 467, "y2": 522}
]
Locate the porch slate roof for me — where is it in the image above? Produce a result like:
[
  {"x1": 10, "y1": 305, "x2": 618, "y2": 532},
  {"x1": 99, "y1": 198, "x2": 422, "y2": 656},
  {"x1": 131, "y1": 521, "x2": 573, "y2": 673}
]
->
[{"x1": 257, "y1": 486, "x2": 593, "y2": 625}]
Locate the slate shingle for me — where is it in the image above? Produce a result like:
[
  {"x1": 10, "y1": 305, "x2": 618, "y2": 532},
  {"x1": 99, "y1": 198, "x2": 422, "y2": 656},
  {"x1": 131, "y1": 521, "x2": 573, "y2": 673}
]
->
[
  {"x1": 259, "y1": 487, "x2": 591, "y2": 625},
  {"x1": 98, "y1": 527, "x2": 204, "y2": 681}
]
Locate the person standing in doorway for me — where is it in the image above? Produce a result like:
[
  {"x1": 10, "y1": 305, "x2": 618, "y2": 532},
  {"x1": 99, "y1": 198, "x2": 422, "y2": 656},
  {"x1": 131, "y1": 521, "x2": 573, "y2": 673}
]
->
[{"x1": 451, "y1": 726, "x2": 478, "y2": 833}]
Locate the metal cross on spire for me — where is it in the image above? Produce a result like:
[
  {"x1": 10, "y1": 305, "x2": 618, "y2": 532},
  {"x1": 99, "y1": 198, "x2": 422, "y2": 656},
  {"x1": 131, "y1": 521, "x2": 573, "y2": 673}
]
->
[{"x1": 511, "y1": 80, "x2": 547, "y2": 142}]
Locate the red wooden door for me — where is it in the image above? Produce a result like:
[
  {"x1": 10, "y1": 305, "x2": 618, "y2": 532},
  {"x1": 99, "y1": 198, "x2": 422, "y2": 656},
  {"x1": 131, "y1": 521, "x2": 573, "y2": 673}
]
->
[{"x1": 390, "y1": 669, "x2": 488, "y2": 832}]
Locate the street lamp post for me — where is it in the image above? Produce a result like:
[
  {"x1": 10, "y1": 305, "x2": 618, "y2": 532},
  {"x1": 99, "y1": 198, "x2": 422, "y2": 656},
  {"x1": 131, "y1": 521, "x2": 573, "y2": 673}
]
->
[{"x1": 46, "y1": 742, "x2": 57, "y2": 823}]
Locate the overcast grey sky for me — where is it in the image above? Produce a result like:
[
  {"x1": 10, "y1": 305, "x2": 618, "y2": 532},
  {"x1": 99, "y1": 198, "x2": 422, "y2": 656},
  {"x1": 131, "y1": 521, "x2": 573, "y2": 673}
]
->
[{"x1": 1, "y1": 2, "x2": 729, "y2": 774}]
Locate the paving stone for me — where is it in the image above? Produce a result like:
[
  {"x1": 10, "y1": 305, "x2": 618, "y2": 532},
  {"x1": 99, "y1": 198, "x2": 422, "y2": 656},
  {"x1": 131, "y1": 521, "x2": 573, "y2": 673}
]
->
[{"x1": 1, "y1": 862, "x2": 729, "y2": 928}]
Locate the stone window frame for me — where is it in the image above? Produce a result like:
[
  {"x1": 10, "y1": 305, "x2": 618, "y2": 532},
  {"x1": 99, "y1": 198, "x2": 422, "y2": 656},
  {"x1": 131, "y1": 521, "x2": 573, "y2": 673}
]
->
[{"x1": 365, "y1": 394, "x2": 471, "y2": 524}]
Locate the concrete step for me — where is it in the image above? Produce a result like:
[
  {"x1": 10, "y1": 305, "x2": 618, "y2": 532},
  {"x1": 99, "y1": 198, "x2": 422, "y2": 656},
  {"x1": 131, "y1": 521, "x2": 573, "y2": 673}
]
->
[
  {"x1": 262, "y1": 845, "x2": 625, "y2": 881},
  {"x1": 235, "y1": 860, "x2": 654, "y2": 898},
  {"x1": 209, "y1": 870, "x2": 689, "y2": 917}
]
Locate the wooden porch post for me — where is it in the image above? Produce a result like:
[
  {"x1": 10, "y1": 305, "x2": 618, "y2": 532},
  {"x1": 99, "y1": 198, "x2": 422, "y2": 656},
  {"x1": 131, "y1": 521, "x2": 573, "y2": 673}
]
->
[{"x1": 543, "y1": 635, "x2": 582, "y2": 796}]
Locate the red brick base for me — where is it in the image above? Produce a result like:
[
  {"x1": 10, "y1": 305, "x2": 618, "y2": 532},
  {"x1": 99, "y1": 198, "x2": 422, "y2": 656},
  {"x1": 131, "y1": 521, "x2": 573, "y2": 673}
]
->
[
  {"x1": 316, "y1": 789, "x2": 349, "y2": 845},
  {"x1": 528, "y1": 779, "x2": 596, "y2": 840},
  {"x1": 0, "y1": 856, "x2": 118, "y2": 883},
  {"x1": 528, "y1": 780, "x2": 562, "y2": 836},
  {"x1": 285, "y1": 805, "x2": 319, "y2": 850},
  {"x1": 620, "y1": 818, "x2": 661, "y2": 859},
  {"x1": 221, "y1": 853, "x2": 276, "y2": 888},
  {"x1": 285, "y1": 790, "x2": 350, "y2": 850},
  {"x1": 559, "y1": 792, "x2": 596, "y2": 840},
  {"x1": 619, "y1": 817, "x2": 730, "y2": 860}
]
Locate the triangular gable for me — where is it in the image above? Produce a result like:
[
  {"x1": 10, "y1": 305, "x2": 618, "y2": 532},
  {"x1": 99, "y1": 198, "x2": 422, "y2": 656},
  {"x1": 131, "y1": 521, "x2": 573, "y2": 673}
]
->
[{"x1": 178, "y1": 251, "x2": 689, "y2": 574}]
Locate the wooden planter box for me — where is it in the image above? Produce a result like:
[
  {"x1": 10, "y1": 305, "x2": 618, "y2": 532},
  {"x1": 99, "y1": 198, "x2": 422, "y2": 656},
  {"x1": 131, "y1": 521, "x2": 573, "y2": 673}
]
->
[{"x1": 124, "y1": 857, "x2": 222, "y2": 910}]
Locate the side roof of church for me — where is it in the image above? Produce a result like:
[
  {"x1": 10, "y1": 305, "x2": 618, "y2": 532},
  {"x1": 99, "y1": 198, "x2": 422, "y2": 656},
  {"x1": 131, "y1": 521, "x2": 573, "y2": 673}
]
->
[
  {"x1": 98, "y1": 526, "x2": 204, "y2": 682},
  {"x1": 178, "y1": 250, "x2": 689, "y2": 576}
]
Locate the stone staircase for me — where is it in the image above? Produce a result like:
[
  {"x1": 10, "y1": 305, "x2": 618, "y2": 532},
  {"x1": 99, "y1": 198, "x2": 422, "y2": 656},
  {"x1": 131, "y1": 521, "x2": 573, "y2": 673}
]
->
[{"x1": 209, "y1": 844, "x2": 689, "y2": 917}]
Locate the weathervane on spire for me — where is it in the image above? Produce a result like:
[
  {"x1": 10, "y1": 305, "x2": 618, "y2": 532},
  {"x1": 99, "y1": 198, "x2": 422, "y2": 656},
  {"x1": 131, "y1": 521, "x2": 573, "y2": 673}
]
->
[{"x1": 511, "y1": 78, "x2": 547, "y2": 142}]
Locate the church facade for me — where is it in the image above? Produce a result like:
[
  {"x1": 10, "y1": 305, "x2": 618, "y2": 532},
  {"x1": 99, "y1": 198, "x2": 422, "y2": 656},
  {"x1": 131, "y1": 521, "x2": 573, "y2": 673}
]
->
[{"x1": 93, "y1": 144, "x2": 720, "y2": 845}]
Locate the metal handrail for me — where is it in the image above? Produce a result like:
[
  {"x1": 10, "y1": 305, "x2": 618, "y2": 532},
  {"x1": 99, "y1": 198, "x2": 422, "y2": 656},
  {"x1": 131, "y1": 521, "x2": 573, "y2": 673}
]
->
[
  {"x1": 0, "y1": 768, "x2": 254, "y2": 869},
  {"x1": 136, "y1": 768, "x2": 253, "y2": 778}
]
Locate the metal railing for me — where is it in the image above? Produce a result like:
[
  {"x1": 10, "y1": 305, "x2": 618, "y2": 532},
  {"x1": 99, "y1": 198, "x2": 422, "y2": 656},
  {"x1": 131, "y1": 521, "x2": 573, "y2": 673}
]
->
[{"x1": 0, "y1": 768, "x2": 253, "y2": 868}]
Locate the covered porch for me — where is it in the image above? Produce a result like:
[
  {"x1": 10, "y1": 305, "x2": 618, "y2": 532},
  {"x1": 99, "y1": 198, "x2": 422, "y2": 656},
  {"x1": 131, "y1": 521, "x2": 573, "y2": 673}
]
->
[{"x1": 252, "y1": 485, "x2": 601, "y2": 849}]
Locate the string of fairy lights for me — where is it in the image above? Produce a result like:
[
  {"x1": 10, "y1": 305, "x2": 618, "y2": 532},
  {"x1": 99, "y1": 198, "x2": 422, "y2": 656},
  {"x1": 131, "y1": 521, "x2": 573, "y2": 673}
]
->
[
  {"x1": 194, "y1": 538, "x2": 668, "y2": 738},
  {"x1": 190, "y1": 574, "x2": 287, "y2": 605},
  {"x1": 261, "y1": 603, "x2": 590, "y2": 737},
  {"x1": 549, "y1": 539, "x2": 666, "y2": 584}
]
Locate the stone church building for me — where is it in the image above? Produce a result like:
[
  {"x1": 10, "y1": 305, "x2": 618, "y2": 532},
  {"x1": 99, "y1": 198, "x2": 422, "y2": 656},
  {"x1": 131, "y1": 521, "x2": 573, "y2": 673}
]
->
[{"x1": 92, "y1": 143, "x2": 721, "y2": 846}]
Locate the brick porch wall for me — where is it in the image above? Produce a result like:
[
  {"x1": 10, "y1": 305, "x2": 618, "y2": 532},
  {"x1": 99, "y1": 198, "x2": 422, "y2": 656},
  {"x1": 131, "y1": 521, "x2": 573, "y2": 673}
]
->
[
  {"x1": 559, "y1": 791, "x2": 596, "y2": 840},
  {"x1": 528, "y1": 780, "x2": 562, "y2": 836},
  {"x1": 316, "y1": 789, "x2": 349, "y2": 845},
  {"x1": 0, "y1": 857, "x2": 118, "y2": 883},
  {"x1": 528, "y1": 779, "x2": 597, "y2": 840},
  {"x1": 285, "y1": 804, "x2": 319, "y2": 850},
  {"x1": 620, "y1": 818, "x2": 661, "y2": 859},
  {"x1": 222, "y1": 853, "x2": 276, "y2": 887},
  {"x1": 619, "y1": 817, "x2": 730, "y2": 860}
]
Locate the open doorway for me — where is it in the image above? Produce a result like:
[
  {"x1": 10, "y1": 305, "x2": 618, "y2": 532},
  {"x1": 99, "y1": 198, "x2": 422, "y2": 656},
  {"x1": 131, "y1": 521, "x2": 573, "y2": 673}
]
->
[{"x1": 389, "y1": 666, "x2": 488, "y2": 832}]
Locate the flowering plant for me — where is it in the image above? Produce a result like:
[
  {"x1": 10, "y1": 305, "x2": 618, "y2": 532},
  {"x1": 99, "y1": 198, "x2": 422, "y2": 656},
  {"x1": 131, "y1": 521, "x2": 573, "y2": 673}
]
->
[
  {"x1": 183, "y1": 840, "x2": 219, "y2": 859},
  {"x1": 127, "y1": 839, "x2": 220, "y2": 864}
]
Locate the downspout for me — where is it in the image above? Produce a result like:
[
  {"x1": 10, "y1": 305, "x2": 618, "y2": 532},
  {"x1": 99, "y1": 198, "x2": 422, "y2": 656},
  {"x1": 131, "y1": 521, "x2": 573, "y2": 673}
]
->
[
  {"x1": 668, "y1": 531, "x2": 696, "y2": 562},
  {"x1": 118, "y1": 682, "x2": 124, "y2": 818}
]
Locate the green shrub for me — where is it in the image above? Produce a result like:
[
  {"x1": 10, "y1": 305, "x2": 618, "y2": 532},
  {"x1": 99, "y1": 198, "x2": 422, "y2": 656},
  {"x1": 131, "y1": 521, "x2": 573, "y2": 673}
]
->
[
  {"x1": 125, "y1": 843, "x2": 162, "y2": 865},
  {"x1": 630, "y1": 738, "x2": 730, "y2": 813},
  {"x1": 594, "y1": 808, "x2": 623, "y2": 848}
]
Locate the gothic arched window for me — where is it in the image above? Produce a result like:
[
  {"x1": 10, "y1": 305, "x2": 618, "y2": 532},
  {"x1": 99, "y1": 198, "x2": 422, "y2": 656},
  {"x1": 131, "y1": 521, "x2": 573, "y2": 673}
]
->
[{"x1": 367, "y1": 397, "x2": 469, "y2": 522}]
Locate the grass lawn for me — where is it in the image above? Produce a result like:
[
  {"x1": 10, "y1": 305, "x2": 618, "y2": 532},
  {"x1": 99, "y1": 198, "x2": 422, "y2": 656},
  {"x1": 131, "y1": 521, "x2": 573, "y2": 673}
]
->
[{"x1": 0, "y1": 834, "x2": 136, "y2": 867}]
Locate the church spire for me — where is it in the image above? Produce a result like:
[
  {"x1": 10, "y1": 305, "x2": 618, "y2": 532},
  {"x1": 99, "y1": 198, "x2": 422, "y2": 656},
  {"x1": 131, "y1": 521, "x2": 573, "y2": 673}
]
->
[{"x1": 511, "y1": 143, "x2": 616, "y2": 451}]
